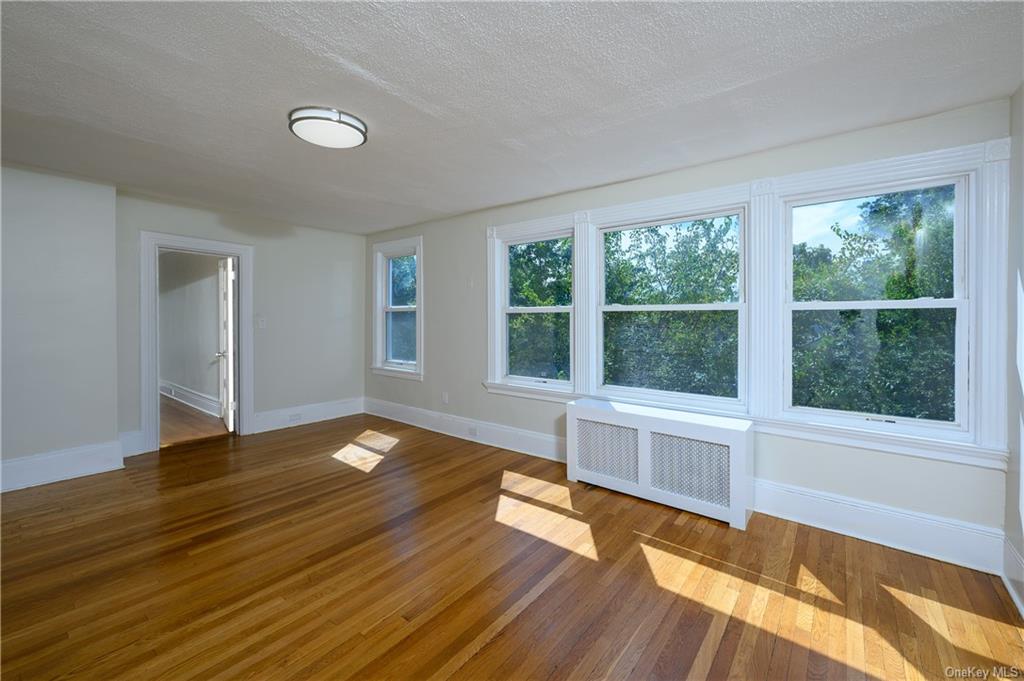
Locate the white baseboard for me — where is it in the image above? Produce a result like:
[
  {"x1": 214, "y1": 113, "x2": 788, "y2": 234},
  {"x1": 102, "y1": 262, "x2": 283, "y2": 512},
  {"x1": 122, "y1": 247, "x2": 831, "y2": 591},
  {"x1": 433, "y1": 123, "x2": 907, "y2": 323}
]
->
[
  {"x1": 363, "y1": 397, "x2": 566, "y2": 462},
  {"x1": 119, "y1": 430, "x2": 149, "y2": 458},
  {"x1": 1003, "y1": 538, "x2": 1024, "y2": 619},
  {"x1": 755, "y1": 478, "x2": 1003, "y2": 574},
  {"x1": 1, "y1": 440, "x2": 123, "y2": 492},
  {"x1": 160, "y1": 381, "x2": 220, "y2": 417},
  {"x1": 251, "y1": 397, "x2": 365, "y2": 434}
]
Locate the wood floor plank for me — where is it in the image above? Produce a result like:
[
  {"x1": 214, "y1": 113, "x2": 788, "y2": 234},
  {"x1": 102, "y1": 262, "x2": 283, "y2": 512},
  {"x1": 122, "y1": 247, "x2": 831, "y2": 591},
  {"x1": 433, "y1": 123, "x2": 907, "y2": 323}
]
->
[{"x1": 3, "y1": 414, "x2": 1023, "y2": 680}]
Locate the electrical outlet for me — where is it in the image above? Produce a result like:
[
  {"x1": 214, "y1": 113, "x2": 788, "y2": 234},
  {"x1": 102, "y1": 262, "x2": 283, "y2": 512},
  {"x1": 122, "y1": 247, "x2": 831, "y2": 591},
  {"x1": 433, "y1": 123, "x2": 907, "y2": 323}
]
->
[
  {"x1": 441, "y1": 392, "x2": 449, "y2": 405},
  {"x1": 288, "y1": 413, "x2": 302, "y2": 425}
]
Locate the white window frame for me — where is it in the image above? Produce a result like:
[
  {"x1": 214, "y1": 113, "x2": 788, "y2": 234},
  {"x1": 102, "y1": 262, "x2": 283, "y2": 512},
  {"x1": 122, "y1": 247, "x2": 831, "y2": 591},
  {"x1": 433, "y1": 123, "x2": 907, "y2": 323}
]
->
[
  {"x1": 372, "y1": 236, "x2": 423, "y2": 380},
  {"x1": 487, "y1": 216, "x2": 576, "y2": 397},
  {"x1": 594, "y1": 206, "x2": 748, "y2": 412},
  {"x1": 483, "y1": 138, "x2": 1010, "y2": 470},
  {"x1": 781, "y1": 175, "x2": 969, "y2": 440}
]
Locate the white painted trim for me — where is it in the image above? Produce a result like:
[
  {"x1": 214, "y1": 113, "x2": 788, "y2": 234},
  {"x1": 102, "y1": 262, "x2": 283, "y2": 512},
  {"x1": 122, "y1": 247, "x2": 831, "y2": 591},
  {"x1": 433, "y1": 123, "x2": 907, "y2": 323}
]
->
[
  {"x1": 250, "y1": 397, "x2": 365, "y2": 434},
  {"x1": 364, "y1": 397, "x2": 566, "y2": 462},
  {"x1": 754, "y1": 478, "x2": 1002, "y2": 574},
  {"x1": 371, "y1": 236, "x2": 424, "y2": 378},
  {"x1": 1002, "y1": 538, "x2": 1024, "y2": 619},
  {"x1": 1, "y1": 440, "x2": 123, "y2": 492},
  {"x1": 141, "y1": 231, "x2": 255, "y2": 452},
  {"x1": 119, "y1": 430, "x2": 149, "y2": 458},
  {"x1": 160, "y1": 381, "x2": 220, "y2": 417}
]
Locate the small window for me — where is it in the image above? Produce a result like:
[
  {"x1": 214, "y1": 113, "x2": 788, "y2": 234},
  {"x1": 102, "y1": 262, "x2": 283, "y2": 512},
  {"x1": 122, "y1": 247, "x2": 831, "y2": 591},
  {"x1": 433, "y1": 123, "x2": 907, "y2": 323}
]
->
[
  {"x1": 601, "y1": 213, "x2": 742, "y2": 399},
  {"x1": 788, "y1": 183, "x2": 962, "y2": 423},
  {"x1": 505, "y1": 236, "x2": 572, "y2": 383},
  {"x1": 372, "y1": 237, "x2": 423, "y2": 379}
]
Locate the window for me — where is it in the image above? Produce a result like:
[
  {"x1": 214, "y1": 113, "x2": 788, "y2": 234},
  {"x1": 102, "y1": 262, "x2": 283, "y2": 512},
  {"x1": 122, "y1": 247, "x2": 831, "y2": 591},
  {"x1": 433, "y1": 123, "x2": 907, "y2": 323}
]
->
[
  {"x1": 485, "y1": 138, "x2": 1009, "y2": 462},
  {"x1": 787, "y1": 181, "x2": 964, "y2": 426},
  {"x1": 600, "y1": 212, "x2": 743, "y2": 400},
  {"x1": 372, "y1": 236, "x2": 423, "y2": 379},
  {"x1": 505, "y1": 236, "x2": 573, "y2": 384}
]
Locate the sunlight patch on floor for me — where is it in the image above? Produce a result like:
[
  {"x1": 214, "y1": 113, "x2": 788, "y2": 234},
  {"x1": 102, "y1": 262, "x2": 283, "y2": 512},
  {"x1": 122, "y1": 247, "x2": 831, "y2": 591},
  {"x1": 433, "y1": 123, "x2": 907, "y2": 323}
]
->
[
  {"x1": 355, "y1": 430, "x2": 399, "y2": 453},
  {"x1": 500, "y1": 470, "x2": 577, "y2": 512},
  {"x1": 333, "y1": 443, "x2": 385, "y2": 472},
  {"x1": 495, "y1": 493, "x2": 597, "y2": 560}
]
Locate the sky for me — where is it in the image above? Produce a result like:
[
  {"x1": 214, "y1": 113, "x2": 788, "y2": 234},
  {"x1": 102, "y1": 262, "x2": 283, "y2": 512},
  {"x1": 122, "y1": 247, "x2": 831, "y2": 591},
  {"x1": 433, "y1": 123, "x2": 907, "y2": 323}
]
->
[{"x1": 792, "y1": 195, "x2": 869, "y2": 251}]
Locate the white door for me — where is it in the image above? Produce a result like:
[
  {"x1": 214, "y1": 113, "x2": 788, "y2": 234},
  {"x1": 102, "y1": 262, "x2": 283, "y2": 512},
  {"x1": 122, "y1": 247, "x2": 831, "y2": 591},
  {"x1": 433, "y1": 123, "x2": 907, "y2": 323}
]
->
[{"x1": 217, "y1": 257, "x2": 236, "y2": 432}]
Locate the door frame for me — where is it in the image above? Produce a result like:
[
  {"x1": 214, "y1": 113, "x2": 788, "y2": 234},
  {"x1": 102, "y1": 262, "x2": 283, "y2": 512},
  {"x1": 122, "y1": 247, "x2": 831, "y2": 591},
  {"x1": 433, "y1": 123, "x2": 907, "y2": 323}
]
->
[{"x1": 140, "y1": 231, "x2": 255, "y2": 452}]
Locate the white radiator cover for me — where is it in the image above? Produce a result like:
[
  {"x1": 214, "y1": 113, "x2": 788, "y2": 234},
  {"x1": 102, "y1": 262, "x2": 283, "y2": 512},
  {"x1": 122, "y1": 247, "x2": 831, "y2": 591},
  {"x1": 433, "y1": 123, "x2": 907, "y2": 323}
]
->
[{"x1": 567, "y1": 398, "x2": 754, "y2": 529}]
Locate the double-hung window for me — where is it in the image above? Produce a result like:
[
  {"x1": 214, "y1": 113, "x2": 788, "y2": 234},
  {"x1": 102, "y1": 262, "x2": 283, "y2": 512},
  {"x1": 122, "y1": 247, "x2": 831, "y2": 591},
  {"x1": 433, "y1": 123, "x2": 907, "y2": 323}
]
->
[
  {"x1": 598, "y1": 211, "x2": 744, "y2": 404},
  {"x1": 372, "y1": 236, "x2": 423, "y2": 379},
  {"x1": 785, "y1": 180, "x2": 966, "y2": 431}
]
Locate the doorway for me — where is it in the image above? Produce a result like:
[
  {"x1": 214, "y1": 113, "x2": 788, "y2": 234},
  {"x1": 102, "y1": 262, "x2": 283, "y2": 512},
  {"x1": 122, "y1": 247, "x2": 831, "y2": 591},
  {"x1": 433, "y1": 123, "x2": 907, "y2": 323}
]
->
[
  {"x1": 140, "y1": 231, "x2": 255, "y2": 454},
  {"x1": 157, "y1": 250, "x2": 237, "y2": 447}
]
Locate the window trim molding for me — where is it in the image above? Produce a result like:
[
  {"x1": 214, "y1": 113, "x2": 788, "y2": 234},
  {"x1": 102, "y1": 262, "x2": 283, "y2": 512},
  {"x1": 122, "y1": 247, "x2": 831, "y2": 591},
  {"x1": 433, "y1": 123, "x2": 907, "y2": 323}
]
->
[
  {"x1": 371, "y1": 235, "x2": 424, "y2": 381},
  {"x1": 483, "y1": 138, "x2": 1010, "y2": 470}
]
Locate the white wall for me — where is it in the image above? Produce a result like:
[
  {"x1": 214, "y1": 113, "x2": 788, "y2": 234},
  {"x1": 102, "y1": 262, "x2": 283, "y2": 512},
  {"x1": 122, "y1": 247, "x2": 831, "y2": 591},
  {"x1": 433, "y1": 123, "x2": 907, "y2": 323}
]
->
[
  {"x1": 2, "y1": 167, "x2": 118, "y2": 459},
  {"x1": 1004, "y1": 85, "x2": 1024, "y2": 603},
  {"x1": 365, "y1": 99, "x2": 1011, "y2": 529},
  {"x1": 158, "y1": 251, "x2": 220, "y2": 399},
  {"x1": 118, "y1": 194, "x2": 366, "y2": 435}
]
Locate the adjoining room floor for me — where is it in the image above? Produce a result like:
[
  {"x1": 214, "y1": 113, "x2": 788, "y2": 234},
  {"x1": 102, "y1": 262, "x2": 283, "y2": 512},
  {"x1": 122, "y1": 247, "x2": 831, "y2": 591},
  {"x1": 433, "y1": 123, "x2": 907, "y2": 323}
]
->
[
  {"x1": 2, "y1": 414, "x2": 1021, "y2": 680},
  {"x1": 160, "y1": 394, "x2": 228, "y2": 447}
]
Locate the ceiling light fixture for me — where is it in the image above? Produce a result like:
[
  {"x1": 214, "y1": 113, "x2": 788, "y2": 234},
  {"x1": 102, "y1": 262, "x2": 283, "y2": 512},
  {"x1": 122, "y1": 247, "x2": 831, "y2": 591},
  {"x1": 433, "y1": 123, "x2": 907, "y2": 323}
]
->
[{"x1": 288, "y1": 106, "x2": 367, "y2": 149}]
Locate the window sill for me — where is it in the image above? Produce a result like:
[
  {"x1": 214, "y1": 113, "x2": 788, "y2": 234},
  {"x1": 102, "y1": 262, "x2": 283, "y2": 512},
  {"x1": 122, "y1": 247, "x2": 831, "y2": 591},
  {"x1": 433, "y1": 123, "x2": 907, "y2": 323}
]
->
[
  {"x1": 372, "y1": 366, "x2": 423, "y2": 381},
  {"x1": 481, "y1": 381, "x2": 1008, "y2": 471}
]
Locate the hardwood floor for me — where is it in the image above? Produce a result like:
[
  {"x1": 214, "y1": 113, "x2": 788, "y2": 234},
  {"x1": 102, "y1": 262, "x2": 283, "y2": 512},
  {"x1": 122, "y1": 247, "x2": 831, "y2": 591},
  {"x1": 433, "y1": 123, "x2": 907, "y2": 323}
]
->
[
  {"x1": 2, "y1": 414, "x2": 1022, "y2": 680},
  {"x1": 160, "y1": 394, "x2": 228, "y2": 447}
]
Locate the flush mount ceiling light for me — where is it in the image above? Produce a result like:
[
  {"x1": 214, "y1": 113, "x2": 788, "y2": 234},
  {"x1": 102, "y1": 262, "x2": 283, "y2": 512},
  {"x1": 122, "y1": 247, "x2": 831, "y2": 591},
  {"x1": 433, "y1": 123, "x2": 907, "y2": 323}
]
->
[{"x1": 288, "y1": 106, "x2": 367, "y2": 149}]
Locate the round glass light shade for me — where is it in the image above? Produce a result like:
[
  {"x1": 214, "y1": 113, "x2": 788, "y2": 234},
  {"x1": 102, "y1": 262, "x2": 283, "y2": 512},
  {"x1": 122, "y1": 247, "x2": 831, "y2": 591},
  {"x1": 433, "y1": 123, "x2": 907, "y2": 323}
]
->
[{"x1": 288, "y1": 107, "x2": 367, "y2": 148}]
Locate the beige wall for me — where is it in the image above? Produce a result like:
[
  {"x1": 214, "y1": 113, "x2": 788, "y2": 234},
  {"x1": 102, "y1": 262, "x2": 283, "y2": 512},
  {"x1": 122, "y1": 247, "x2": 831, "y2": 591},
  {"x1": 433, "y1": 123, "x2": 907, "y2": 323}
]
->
[
  {"x1": 365, "y1": 98, "x2": 1011, "y2": 528},
  {"x1": 158, "y1": 251, "x2": 221, "y2": 398},
  {"x1": 2, "y1": 167, "x2": 118, "y2": 459},
  {"x1": 117, "y1": 194, "x2": 366, "y2": 434},
  {"x1": 1005, "y1": 85, "x2": 1024, "y2": 596}
]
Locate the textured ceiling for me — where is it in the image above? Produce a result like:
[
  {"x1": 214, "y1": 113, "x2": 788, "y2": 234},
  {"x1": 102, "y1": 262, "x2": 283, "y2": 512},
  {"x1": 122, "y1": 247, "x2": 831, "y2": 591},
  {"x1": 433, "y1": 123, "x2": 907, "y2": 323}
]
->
[{"x1": 2, "y1": 2, "x2": 1022, "y2": 234}]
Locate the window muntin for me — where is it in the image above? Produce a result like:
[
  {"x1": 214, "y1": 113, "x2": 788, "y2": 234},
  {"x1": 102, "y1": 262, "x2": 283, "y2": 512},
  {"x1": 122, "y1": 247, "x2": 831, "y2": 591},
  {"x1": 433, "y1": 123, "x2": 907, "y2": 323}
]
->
[
  {"x1": 384, "y1": 254, "x2": 417, "y2": 365},
  {"x1": 600, "y1": 212, "x2": 743, "y2": 400},
  {"x1": 504, "y1": 236, "x2": 572, "y2": 383},
  {"x1": 787, "y1": 181, "x2": 964, "y2": 425}
]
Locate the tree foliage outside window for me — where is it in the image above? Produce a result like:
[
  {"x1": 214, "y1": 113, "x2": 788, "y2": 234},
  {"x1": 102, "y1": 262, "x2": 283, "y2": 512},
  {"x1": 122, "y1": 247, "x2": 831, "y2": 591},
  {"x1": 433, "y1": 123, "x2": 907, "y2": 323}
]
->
[
  {"x1": 791, "y1": 185, "x2": 957, "y2": 421},
  {"x1": 506, "y1": 237, "x2": 572, "y2": 380},
  {"x1": 386, "y1": 255, "x2": 416, "y2": 363},
  {"x1": 603, "y1": 215, "x2": 740, "y2": 397}
]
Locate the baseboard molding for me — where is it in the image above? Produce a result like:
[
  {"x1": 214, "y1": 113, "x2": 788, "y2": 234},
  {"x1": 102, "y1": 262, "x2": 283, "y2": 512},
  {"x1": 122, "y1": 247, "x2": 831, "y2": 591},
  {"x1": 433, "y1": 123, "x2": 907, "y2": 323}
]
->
[
  {"x1": 1003, "y1": 538, "x2": 1024, "y2": 619},
  {"x1": 364, "y1": 398, "x2": 566, "y2": 462},
  {"x1": 119, "y1": 430, "x2": 149, "y2": 458},
  {"x1": 160, "y1": 381, "x2": 220, "y2": 417},
  {"x1": 251, "y1": 397, "x2": 365, "y2": 434},
  {"x1": 1, "y1": 440, "x2": 123, "y2": 492},
  {"x1": 755, "y1": 478, "x2": 1003, "y2": 574}
]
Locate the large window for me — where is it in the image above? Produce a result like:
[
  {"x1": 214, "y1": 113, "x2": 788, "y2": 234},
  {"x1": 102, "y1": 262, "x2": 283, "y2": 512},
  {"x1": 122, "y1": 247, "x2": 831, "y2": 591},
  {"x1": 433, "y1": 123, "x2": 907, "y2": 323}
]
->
[
  {"x1": 787, "y1": 182, "x2": 963, "y2": 425},
  {"x1": 505, "y1": 236, "x2": 573, "y2": 384},
  {"x1": 372, "y1": 236, "x2": 423, "y2": 379},
  {"x1": 600, "y1": 212, "x2": 742, "y2": 399},
  {"x1": 486, "y1": 139, "x2": 1009, "y2": 461}
]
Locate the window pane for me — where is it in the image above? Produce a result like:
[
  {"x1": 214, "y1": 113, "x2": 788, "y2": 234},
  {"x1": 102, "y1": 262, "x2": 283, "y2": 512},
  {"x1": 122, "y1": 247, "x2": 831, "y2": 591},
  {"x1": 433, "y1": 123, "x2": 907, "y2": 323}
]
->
[
  {"x1": 389, "y1": 255, "x2": 416, "y2": 307},
  {"x1": 792, "y1": 308, "x2": 955, "y2": 421},
  {"x1": 602, "y1": 311, "x2": 738, "y2": 397},
  {"x1": 792, "y1": 185, "x2": 955, "y2": 301},
  {"x1": 386, "y1": 311, "x2": 416, "y2": 362},
  {"x1": 507, "y1": 312, "x2": 570, "y2": 380},
  {"x1": 509, "y1": 237, "x2": 572, "y2": 307},
  {"x1": 604, "y1": 214, "x2": 740, "y2": 305}
]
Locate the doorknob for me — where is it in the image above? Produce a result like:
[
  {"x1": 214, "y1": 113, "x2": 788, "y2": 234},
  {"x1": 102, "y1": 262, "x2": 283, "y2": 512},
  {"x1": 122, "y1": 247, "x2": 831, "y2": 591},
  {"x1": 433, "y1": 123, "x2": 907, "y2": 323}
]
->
[{"x1": 214, "y1": 351, "x2": 226, "y2": 358}]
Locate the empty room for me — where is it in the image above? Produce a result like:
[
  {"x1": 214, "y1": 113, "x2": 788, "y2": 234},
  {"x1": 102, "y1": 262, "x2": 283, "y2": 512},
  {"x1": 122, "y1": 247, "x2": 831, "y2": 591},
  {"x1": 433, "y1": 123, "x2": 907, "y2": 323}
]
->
[{"x1": 2, "y1": 2, "x2": 1023, "y2": 679}]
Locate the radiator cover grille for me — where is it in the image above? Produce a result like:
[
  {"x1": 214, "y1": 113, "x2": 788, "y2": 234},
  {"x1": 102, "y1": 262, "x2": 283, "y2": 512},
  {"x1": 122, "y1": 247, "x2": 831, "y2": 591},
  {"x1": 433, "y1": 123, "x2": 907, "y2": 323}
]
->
[
  {"x1": 650, "y1": 432, "x2": 730, "y2": 507},
  {"x1": 576, "y1": 419, "x2": 639, "y2": 483}
]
